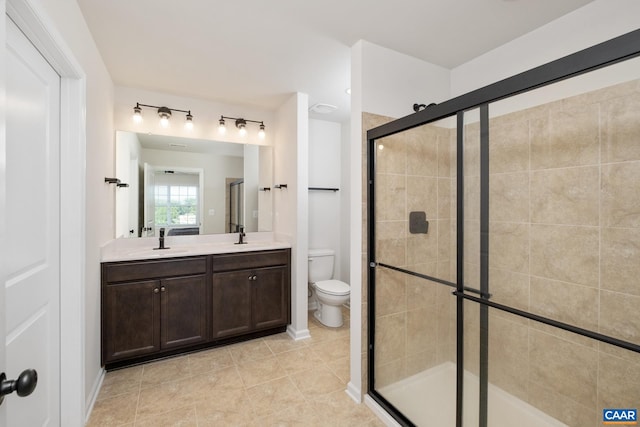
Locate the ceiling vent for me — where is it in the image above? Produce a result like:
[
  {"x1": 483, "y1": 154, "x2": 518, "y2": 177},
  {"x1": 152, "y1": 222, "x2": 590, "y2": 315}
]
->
[{"x1": 309, "y1": 103, "x2": 337, "y2": 114}]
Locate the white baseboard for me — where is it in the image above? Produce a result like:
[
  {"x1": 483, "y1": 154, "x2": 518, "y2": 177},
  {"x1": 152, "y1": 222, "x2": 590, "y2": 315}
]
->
[
  {"x1": 286, "y1": 325, "x2": 311, "y2": 341},
  {"x1": 84, "y1": 367, "x2": 105, "y2": 424},
  {"x1": 364, "y1": 395, "x2": 402, "y2": 427},
  {"x1": 345, "y1": 381, "x2": 361, "y2": 403}
]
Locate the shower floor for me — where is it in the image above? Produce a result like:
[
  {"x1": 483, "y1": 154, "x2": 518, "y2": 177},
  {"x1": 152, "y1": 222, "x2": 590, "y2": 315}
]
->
[{"x1": 378, "y1": 362, "x2": 567, "y2": 427}]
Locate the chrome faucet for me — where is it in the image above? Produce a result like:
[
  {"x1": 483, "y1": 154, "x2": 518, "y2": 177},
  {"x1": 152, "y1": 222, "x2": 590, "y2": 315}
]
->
[
  {"x1": 235, "y1": 226, "x2": 247, "y2": 245},
  {"x1": 155, "y1": 227, "x2": 169, "y2": 250}
]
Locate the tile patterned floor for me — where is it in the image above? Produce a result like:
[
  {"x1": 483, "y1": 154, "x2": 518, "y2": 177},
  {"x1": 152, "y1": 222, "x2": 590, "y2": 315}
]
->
[{"x1": 87, "y1": 310, "x2": 382, "y2": 426}]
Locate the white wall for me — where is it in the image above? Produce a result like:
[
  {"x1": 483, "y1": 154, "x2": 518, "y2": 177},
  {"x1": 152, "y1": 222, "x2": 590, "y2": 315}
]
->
[
  {"x1": 308, "y1": 119, "x2": 342, "y2": 278},
  {"x1": 339, "y1": 120, "x2": 351, "y2": 284},
  {"x1": 451, "y1": 0, "x2": 640, "y2": 97},
  {"x1": 360, "y1": 40, "x2": 451, "y2": 119},
  {"x1": 115, "y1": 131, "x2": 140, "y2": 238},
  {"x1": 30, "y1": 0, "x2": 115, "y2": 417},
  {"x1": 274, "y1": 92, "x2": 310, "y2": 340}
]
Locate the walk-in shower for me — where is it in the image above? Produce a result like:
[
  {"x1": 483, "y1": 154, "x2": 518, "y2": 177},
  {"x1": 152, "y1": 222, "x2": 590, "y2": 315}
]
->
[{"x1": 366, "y1": 29, "x2": 640, "y2": 427}]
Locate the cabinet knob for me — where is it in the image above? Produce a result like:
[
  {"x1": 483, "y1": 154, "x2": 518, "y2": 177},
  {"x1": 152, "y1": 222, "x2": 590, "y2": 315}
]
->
[
  {"x1": 161, "y1": 286, "x2": 166, "y2": 292},
  {"x1": 154, "y1": 288, "x2": 159, "y2": 294},
  {"x1": 252, "y1": 275, "x2": 257, "y2": 281}
]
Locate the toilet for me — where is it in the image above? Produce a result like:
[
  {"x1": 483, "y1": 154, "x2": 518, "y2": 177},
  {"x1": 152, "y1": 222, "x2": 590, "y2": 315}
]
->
[{"x1": 308, "y1": 248, "x2": 350, "y2": 327}]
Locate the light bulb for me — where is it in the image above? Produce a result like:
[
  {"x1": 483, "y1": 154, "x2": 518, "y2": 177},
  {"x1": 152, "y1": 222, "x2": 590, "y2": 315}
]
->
[
  {"x1": 160, "y1": 116, "x2": 170, "y2": 128},
  {"x1": 258, "y1": 123, "x2": 265, "y2": 139},
  {"x1": 133, "y1": 106, "x2": 142, "y2": 123},
  {"x1": 184, "y1": 112, "x2": 193, "y2": 130},
  {"x1": 218, "y1": 117, "x2": 226, "y2": 134},
  {"x1": 238, "y1": 125, "x2": 247, "y2": 137}
]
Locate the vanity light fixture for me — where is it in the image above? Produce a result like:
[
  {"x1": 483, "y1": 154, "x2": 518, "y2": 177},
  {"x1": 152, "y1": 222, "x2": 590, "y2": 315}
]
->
[
  {"x1": 218, "y1": 115, "x2": 266, "y2": 138},
  {"x1": 132, "y1": 102, "x2": 194, "y2": 130}
]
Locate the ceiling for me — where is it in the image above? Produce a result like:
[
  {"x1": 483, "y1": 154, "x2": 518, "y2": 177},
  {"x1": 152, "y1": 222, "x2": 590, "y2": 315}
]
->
[{"x1": 77, "y1": 0, "x2": 594, "y2": 123}]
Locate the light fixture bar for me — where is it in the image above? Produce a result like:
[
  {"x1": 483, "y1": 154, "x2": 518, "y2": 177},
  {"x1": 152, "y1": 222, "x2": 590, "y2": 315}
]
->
[
  {"x1": 218, "y1": 115, "x2": 266, "y2": 138},
  {"x1": 132, "y1": 102, "x2": 194, "y2": 130}
]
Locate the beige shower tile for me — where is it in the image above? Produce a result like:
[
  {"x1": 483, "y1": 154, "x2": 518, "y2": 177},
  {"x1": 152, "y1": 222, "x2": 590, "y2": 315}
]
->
[
  {"x1": 602, "y1": 92, "x2": 640, "y2": 163},
  {"x1": 237, "y1": 356, "x2": 286, "y2": 388},
  {"x1": 527, "y1": 381, "x2": 597, "y2": 427},
  {"x1": 405, "y1": 349, "x2": 437, "y2": 376},
  {"x1": 376, "y1": 220, "x2": 407, "y2": 266},
  {"x1": 376, "y1": 133, "x2": 406, "y2": 175},
  {"x1": 601, "y1": 226, "x2": 640, "y2": 296},
  {"x1": 187, "y1": 347, "x2": 234, "y2": 375},
  {"x1": 602, "y1": 161, "x2": 640, "y2": 228},
  {"x1": 375, "y1": 267, "x2": 406, "y2": 316},
  {"x1": 438, "y1": 178, "x2": 452, "y2": 220},
  {"x1": 530, "y1": 276, "x2": 599, "y2": 331},
  {"x1": 135, "y1": 406, "x2": 197, "y2": 427},
  {"x1": 376, "y1": 312, "x2": 406, "y2": 364},
  {"x1": 437, "y1": 220, "x2": 451, "y2": 262},
  {"x1": 488, "y1": 316, "x2": 529, "y2": 401},
  {"x1": 406, "y1": 264, "x2": 438, "y2": 311},
  {"x1": 529, "y1": 330, "x2": 598, "y2": 407},
  {"x1": 489, "y1": 222, "x2": 529, "y2": 274},
  {"x1": 489, "y1": 117, "x2": 530, "y2": 173},
  {"x1": 463, "y1": 121, "x2": 480, "y2": 177},
  {"x1": 407, "y1": 176, "x2": 438, "y2": 213},
  {"x1": 438, "y1": 134, "x2": 453, "y2": 178},
  {"x1": 530, "y1": 224, "x2": 598, "y2": 287},
  {"x1": 530, "y1": 166, "x2": 600, "y2": 226},
  {"x1": 598, "y1": 351, "x2": 640, "y2": 410},
  {"x1": 463, "y1": 176, "x2": 480, "y2": 221},
  {"x1": 488, "y1": 268, "x2": 529, "y2": 313},
  {"x1": 600, "y1": 290, "x2": 640, "y2": 344},
  {"x1": 246, "y1": 376, "x2": 307, "y2": 418},
  {"x1": 140, "y1": 356, "x2": 191, "y2": 388},
  {"x1": 377, "y1": 173, "x2": 407, "y2": 221},
  {"x1": 375, "y1": 358, "x2": 406, "y2": 388},
  {"x1": 407, "y1": 232, "x2": 438, "y2": 264},
  {"x1": 86, "y1": 391, "x2": 138, "y2": 426},
  {"x1": 289, "y1": 365, "x2": 344, "y2": 399},
  {"x1": 406, "y1": 307, "x2": 438, "y2": 356},
  {"x1": 489, "y1": 172, "x2": 529, "y2": 223},
  {"x1": 530, "y1": 104, "x2": 599, "y2": 169},
  {"x1": 228, "y1": 339, "x2": 274, "y2": 363},
  {"x1": 406, "y1": 126, "x2": 438, "y2": 177}
]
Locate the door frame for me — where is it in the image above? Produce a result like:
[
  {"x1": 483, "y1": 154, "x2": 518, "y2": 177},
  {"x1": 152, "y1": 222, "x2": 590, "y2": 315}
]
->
[{"x1": 3, "y1": 0, "x2": 87, "y2": 425}]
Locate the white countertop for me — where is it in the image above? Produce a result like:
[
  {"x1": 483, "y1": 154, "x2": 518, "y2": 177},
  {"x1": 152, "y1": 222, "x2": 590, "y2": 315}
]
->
[{"x1": 101, "y1": 232, "x2": 291, "y2": 262}]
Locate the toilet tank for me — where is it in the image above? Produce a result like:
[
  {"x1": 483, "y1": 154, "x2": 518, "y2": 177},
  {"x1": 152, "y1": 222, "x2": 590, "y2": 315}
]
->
[{"x1": 308, "y1": 248, "x2": 335, "y2": 283}]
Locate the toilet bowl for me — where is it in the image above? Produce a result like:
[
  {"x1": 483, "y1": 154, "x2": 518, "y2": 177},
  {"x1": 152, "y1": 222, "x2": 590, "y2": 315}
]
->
[
  {"x1": 308, "y1": 248, "x2": 350, "y2": 328},
  {"x1": 313, "y1": 280, "x2": 350, "y2": 327}
]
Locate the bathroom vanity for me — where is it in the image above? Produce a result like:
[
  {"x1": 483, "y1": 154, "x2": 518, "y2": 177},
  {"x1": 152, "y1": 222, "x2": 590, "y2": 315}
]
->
[{"x1": 100, "y1": 240, "x2": 290, "y2": 369}]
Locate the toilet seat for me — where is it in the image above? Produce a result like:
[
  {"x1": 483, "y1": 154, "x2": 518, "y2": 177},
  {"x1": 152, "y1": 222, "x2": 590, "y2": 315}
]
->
[{"x1": 314, "y1": 279, "x2": 350, "y2": 296}]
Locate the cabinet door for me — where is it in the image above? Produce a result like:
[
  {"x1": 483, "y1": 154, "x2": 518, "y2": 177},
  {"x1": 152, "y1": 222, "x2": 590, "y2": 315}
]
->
[
  {"x1": 253, "y1": 266, "x2": 289, "y2": 330},
  {"x1": 212, "y1": 270, "x2": 253, "y2": 339},
  {"x1": 161, "y1": 275, "x2": 209, "y2": 349},
  {"x1": 104, "y1": 280, "x2": 160, "y2": 362}
]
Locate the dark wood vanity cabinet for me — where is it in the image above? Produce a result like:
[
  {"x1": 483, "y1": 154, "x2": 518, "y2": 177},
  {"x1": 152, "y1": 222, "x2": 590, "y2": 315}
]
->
[
  {"x1": 212, "y1": 250, "x2": 291, "y2": 339},
  {"x1": 101, "y1": 248, "x2": 290, "y2": 368},
  {"x1": 101, "y1": 257, "x2": 209, "y2": 365}
]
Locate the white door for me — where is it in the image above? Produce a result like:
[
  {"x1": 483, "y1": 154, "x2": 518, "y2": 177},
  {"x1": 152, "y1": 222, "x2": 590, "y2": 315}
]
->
[
  {"x1": 1, "y1": 16, "x2": 61, "y2": 426},
  {"x1": 143, "y1": 163, "x2": 155, "y2": 237}
]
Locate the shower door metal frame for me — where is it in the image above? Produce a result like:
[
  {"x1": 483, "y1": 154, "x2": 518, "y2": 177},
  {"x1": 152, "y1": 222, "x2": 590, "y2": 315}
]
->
[{"x1": 367, "y1": 28, "x2": 640, "y2": 427}]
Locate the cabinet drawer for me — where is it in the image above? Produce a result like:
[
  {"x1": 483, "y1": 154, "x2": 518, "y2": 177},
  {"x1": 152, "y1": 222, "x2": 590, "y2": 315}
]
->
[
  {"x1": 103, "y1": 257, "x2": 207, "y2": 283},
  {"x1": 212, "y1": 249, "x2": 289, "y2": 272}
]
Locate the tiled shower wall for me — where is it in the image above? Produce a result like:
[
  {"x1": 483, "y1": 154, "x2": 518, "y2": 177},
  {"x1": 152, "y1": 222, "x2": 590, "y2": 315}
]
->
[{"x1": 363, "y1": 78, "x2": 640, "y2": 426}]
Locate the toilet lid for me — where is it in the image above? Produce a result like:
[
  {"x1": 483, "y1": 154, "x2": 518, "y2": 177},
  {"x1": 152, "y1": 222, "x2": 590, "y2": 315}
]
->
[{"x1": 315, "y1": 280, "x2": 350, "y2": 296}]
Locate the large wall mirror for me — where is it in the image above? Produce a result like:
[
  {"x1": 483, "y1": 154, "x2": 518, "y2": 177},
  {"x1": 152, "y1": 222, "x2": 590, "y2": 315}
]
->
[{"x1": 115, "y1": 131, "x2": 273, "y2": 238}]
